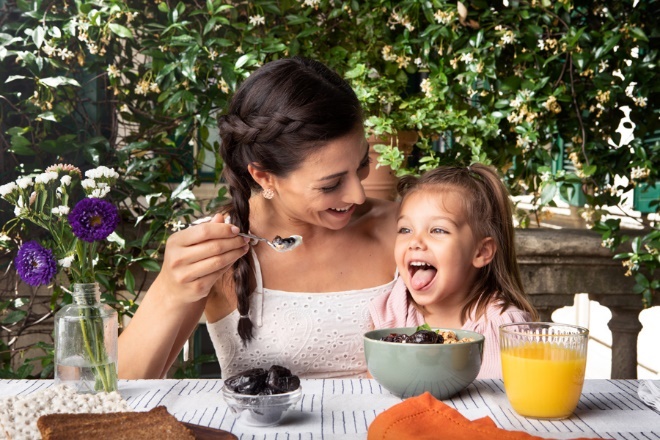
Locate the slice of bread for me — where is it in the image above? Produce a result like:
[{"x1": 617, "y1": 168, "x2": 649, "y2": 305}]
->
[{"x1": 37, "y1": 406, "x2": 195, "y2": 440}]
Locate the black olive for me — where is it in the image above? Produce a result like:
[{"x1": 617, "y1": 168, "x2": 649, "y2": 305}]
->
[
  {"x1": 224, "y1": 368, "x2": 268, "y2": 395},
  {"x1": 408, "y1": 330, "x2": 439, "y2": 344},
  {"x1": 435, "y1": 333, "x2": 445, "y2": 344}
]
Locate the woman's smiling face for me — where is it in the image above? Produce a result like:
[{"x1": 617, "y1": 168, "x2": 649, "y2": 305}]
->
[
  {"x1": 271, "y1": 126, "x2": 371, "y2": 230},
  {"x1": 394, "y1": 188, "x2": 482, "y2": 308}
]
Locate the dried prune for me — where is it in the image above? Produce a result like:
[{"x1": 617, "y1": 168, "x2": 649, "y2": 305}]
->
[
  {"x1": 380, "y1": 333, "x2": 410, "y2": 343},
  {"x1": 224, "y1": 368, "x2": 268, "y2": 395},
  {"x1": 267, "y1": 365, "x2": 300, "y2": 393},
  {"x1": 225, "y1": 365, "x2": 300, "y2": 395},
  {"x1": 408, "y1": 330, "x2": 440, "y2": 344}
]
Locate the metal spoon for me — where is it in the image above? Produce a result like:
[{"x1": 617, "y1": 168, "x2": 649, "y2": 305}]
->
[
  {"x1": 237, "y1": 232, "x2": 303, "y2": 252},
  {"x1": 190, "y1": 217, "x2": 303, "y2": 252}
]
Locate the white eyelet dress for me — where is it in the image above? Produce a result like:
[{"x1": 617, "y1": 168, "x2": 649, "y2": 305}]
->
[{"x1": 206, "y1": 250, "x2": 397, "y2": 379}]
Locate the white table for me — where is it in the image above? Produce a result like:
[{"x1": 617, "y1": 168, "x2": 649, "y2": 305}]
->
[{"x1": 1, "y1": 379, "x2": 658, "y2": 439}]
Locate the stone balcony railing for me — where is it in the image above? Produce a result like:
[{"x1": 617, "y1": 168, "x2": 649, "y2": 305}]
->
[{"x1": 516, "y1": 228, "x2": 658, "y2": 379}]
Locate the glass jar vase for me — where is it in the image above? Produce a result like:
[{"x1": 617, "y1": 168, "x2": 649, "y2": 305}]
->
[{"x1": 54, "y1": 282, "x2": 118, "y2": 393}]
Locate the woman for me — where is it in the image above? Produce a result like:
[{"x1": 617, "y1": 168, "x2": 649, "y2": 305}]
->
[{"x1": 118, "y1": 58, "x2": 398, "y2": 379}]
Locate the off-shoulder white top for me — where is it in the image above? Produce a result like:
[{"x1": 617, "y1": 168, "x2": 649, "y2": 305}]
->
[{"x1": 206, "y1": 250, "x2": 397, "y2": 379}]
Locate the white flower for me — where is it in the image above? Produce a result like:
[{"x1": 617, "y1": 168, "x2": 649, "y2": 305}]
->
[
  {"x1": 500, "y1": 31, "x2": 515, "y2": 45},
  {"x1": 420, "y1": 78, "x2": 433, "y2": 95},
  {"x1": 14, "y1": 196, "x2": 27, "y2": 217},
  {"x1": 0, "y1": 182, "x2": 18, "y2": 197},
  {"x1": 301, "y1": 0, "x2": 321, "y2": 7},
  {"x1": 107, "y1": 65, "x2": 121, "y2": 79},
  {"x1": 170, "y1": 220, "x2": 185, "y2": 232},
  {"x1": 541, "y1": 171, "x2": 552, "y2": 182},
  {"x1": 459, "y1": 52, "x2": 474, "y2": 63},
  {"x1": 0, "y1": 233, "x2": 11, "y2": 242},
  {"x1": 249, "y1": 15, "x2": 265, "y2": 26},
  {"x1": 42, "y1": 42, "x2": 56, "y2": 57},
  {"x1": 633, "y1": 96, "x2": 647, "y2": 107},
  {"x1": 631, "y1": 47, "x2": 639, "y2": 58},
  {"x1": 537, "y1": 39, "x2": 545, "y2": 50},
  {"x1": 35, "y1": 171, "x2": 58, "y2": 185},
  {"x1": 86, "y1": 166, "x2": 119, "y2": 180},
  {"x1": 90, "y1": 187, "x2": 111, "y2": 198},
  {"x1": 52, "y1": 205, "x2": 70, "y2": 216},
  {"x1": 60, "y1": 175, "x2": 72, "y2": 186},
  {"x1": 16, "y1": 177, "x2": 33, "y2": 189},
  {"x1": 625, "y1": 82, "x2": 637, "y2": 98},
  {"x1": 58, "y1": 255, "x2": 75, "y2": 268},
  {"x1": 601, "y1": 238, "x2": 614, "y2": 248},
  {"x1": 81, "y1": 179, "x2": 96, "y2": 189}
]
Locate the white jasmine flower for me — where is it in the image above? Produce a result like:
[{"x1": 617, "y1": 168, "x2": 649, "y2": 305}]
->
[
  {"x1": 625, "y1": 82, "x2": 637, "y2": 98},
  {"x1": 631, "y1": 47, "x2": 639, "y2": 58},
  {"x1": 459, "y1": 52, "x2": 474, "y2": 63},
  {"x1": 633, "y1": 96, "x2": 647, "y2": 107},
  {"x1": 107, "y1": 65, "x2": 120, "y2": 79},
  {"x1": 60, "y1": 175, "x2": 72, "y2": 186},
  {"x1": 0, "y1": 233, "x2": 11, "y2": 242},
  {"x1": 420, "y1": 78, "x2": 433, "y2": 95},
  {"x1": 249, "y1": 15, "x2": 265, "y2": 26},
  {"x1": 537, "y1": 39, "x2": 545, "y2": 50},
  {"x1": 171, "y1": 220, "x2": 185, "y2": 232}
]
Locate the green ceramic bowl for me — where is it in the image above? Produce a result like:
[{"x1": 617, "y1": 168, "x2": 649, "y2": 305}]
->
[{"x1": 364, "y1": 327, "x2": 484, "y2": 400}]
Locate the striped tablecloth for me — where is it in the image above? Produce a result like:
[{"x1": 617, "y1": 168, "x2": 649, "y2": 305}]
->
[{"x1": 1, "y1": 379, "x2": 658, "y2": 439}]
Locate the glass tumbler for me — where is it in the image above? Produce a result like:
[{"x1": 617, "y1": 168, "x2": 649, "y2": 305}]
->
[{"x1": 500, "y1": 322, "x2": 588, "y2": 420}]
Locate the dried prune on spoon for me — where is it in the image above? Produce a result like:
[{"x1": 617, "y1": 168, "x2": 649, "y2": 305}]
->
[
  {"x1": 267, "y1": 365, "x2": 301, "y2": 393},
  {"x1": 224, "y1": 368, "x2": 268, "y2": 395}
]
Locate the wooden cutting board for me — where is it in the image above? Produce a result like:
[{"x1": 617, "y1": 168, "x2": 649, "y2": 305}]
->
[{"x1": 182, "y1": 422, "x2": 238, "y2": 440}]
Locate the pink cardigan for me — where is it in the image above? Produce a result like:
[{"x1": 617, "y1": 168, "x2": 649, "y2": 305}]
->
[{"x1": 368, "y1": 277, "x2": 533, "y2": 379}]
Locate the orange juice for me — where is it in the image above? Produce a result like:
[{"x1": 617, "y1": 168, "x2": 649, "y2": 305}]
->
[{"x1": 501, "y1": 342, "x2": 586, "y2": 419}]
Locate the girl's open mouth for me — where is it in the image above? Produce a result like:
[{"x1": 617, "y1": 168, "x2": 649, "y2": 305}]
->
[{"x1": 408, "y1": 261, "x2": 437, "y2": 290}]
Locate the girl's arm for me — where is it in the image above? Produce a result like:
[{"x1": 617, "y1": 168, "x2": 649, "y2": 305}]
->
[{"x1": 117, "y1": 215, "x2": 249, "y2": 379}]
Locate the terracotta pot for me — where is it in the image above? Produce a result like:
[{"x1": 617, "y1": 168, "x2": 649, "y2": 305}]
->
[{"x1": 363, "y1": 131, "x2": 418, "y2": 200}]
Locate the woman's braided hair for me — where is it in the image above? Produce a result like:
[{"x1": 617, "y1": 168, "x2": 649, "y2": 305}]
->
[{"x1": 217, "y1": 57, "x2": 363, "y2": 344}]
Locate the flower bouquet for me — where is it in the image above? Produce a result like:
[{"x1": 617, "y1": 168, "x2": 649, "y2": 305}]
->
[{"x1": 0, "y1": 164, "x2": 120, "y2": 393}]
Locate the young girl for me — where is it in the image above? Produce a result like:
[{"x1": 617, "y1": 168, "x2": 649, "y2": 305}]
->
[{"x1": 369, "y1": 164, "x2": 538, "y2": 379}]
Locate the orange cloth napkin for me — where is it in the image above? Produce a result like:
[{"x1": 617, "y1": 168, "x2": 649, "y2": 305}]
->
[{"x1": 368, "y1": 392, "x2": 603, "y2": 440}]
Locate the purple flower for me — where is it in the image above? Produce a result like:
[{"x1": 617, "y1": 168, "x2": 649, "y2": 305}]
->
[
  {"x1": 68, "y1": 198, "x2": 119, "y2": 242},
  {"x1": 15, "y1": 241, "x2": 57, "y2": 286}
]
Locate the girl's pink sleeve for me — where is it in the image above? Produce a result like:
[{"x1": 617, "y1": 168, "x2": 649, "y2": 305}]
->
[
  {"x1": 467, "y1": 306, "x2": 533, "y2": 380},
  {"x1": 369, "y1": 277, "x2": 424, "y2": 329}
]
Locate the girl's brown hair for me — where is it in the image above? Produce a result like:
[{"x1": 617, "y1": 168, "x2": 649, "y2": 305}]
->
[
  {"x1": 217, "y1": 57, "x2": 363, "y2": 344},
  {"x1": 397, "y1": 164, "x2": 538, "y2": 323}
]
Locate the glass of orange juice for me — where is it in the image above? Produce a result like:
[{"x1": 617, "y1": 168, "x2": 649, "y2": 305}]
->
[{"x1": 500, "y1": 322, "x2": 588, "y2": 420}]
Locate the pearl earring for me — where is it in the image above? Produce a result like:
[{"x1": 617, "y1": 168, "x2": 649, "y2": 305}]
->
[{"x1": 262, "y1": 188, "x2": 274, "y2": 200}]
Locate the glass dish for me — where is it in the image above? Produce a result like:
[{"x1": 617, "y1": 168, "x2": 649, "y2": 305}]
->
[{"x1": 221, "y1": 385, "x2": 302, "y2": 427}]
